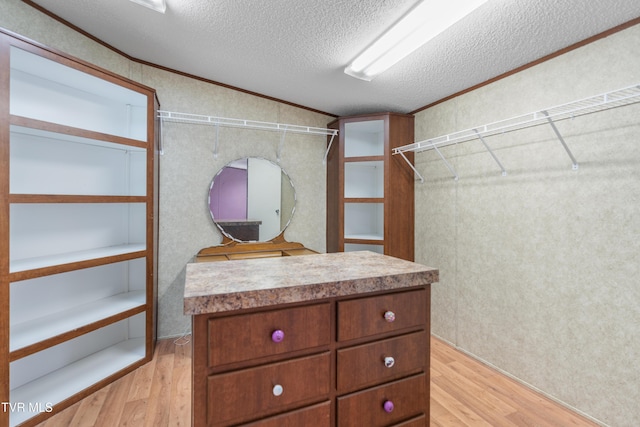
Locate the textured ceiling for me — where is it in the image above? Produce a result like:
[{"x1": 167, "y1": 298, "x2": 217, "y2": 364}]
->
[{"x1": 29, "y1": 0, "x2": 640, "y2": 117}]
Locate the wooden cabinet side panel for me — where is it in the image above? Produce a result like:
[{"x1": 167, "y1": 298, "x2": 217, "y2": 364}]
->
[
  {"x1": 385, "y1": 114, "x2": 415, "y2": 261},
  {"x1": 146, "y1": 92, "x2": 159, "y2": 360},
  {"x1": 326, "y1": 120, "x2": 341, "y2": 253},
  {"x1": 192, "y1": 315, "x2": 209, "y2": 427},
  {"x1": 0, "y1": 32, "x2": 11, "y2": 427}
]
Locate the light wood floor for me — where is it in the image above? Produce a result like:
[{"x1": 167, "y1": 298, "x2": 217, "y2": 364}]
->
[{"x1": 36, "y1": 336, "x2": 600, "y2": 427}]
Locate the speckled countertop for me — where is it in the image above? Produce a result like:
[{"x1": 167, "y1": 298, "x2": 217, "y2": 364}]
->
[{"x1": 184, "y1": 251, "x2": 439, "y2": 315}]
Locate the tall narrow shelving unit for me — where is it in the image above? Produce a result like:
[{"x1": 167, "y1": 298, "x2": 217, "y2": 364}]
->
[
  {"x1": 326, "y1": 113, "x2": 414, "y2": 261},
  {"x1": 0, "y1": 29, "x2": 158, "y2": 427}
]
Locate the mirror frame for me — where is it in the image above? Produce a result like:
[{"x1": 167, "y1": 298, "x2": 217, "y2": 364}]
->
[{"x1": 207, "y1": 157, "x2": 297, "y2": 243}]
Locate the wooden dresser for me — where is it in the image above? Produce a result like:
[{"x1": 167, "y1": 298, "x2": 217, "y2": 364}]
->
[{"x1": 184, "y1": 251, "x2": 438, "y2": 426}]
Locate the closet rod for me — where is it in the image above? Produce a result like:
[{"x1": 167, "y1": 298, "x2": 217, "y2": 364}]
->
[{"x1": 393, "y1": 83, "x2": 640, "y2": 155}]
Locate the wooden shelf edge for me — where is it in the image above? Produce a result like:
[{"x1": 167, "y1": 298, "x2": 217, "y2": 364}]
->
[
  {"x1": 9, "y1": 249, "x2": 147, "y2": 282},
  {"x1": 9, "y1": 194, "x2": 147, "y2": 203},
  {"x1": 10, "y1": 304, "x2": 147, "y2": 362},
  {"x1": 10, "y1": 115, "x2": 148, "y2": 149}
]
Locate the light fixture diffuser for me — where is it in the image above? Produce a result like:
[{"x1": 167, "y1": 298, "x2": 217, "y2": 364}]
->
[
  {"x1": 345, "y1": 0, "x2": 488, "y2": 81},
  {"x1": 130, "y1": 0, "x2": 167, "y2": 13}
]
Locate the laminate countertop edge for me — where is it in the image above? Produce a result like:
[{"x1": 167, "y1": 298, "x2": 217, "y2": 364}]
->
[{"x1": 184, "y1": 251, "x2": 439, "y2": 315}]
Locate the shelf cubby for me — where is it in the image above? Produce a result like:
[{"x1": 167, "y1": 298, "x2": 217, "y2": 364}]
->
[
  {"x1": 344, "y1": 203, "x2": 384, "y2": 241},
  {"x1": 10, "y1": 258, "x2": 146, "y2": 356},
  {"x1": 9, "y1": 46, "x2": 147, "y2": 141},
  {"x1": 344, "y1": 161, "x2": 384, "y2": 198},
  {"x1": 9, "y1": 203, "x2": 146, "y2": 270},
  {"x1": 343, "y1": 120, "x2": 384, "y2": 157},
  {"x1": 10, "y1": 123, "x2": 147, "y2": 196},
  {"x1": 9, "y1": 316, "x2": 146, "y2": 427}
]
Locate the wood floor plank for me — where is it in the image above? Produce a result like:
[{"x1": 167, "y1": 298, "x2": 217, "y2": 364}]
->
[
  {"x1": 143, "y1": 349, "x2": 174, "y2": 427},
  {"x1": 168, "y1": 340, "x2": 192, "y2": 426},
  {"x1": 92, "y1": 370, "x2": 135, "y2": 427},
  {"x1": 126, "y1": 351, "x2": 158, "y2": 402},
  {"x1": 431, "y1": 381, "x2": 495, "y2": 427},
  {"x1": 68, "y1": 386, "x2": 110, "y2": 427},
  {"x1": 35, "y1": 335, "x2": 602, "y2": 427},
  {"x1": 118, "y1": 399, "x2": 148, "y2": 426}
]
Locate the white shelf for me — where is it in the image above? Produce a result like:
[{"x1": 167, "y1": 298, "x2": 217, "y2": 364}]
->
[
  {"x1": 158, "y1": 110, "x2": 337, "y2": 136},
  {"x1": 392, "y1": 83, "x2": 640, "y2": 181},
  {"x1": 344, "y1": 243, "x2": 384, "y2": 254},
  {"x1": 344, "y1": 233, "x2": 384, "y2": 241},
  {"x1": 10, "y1": 244, "x2": 146, "y2": 274},
  {"x1": 393, "y1": 83, "x2": 640, "y2": 155},
  {"x1": 10, "y1": 291, "x2": 146, "y2": 352},
  {"x1": 10, "y1": 338, "x2": 145, "y2": 427}
]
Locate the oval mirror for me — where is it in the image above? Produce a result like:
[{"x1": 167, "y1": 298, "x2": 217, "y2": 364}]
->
[{"x1": 208, "y1": 157, "x2": 296, "y2": 242}]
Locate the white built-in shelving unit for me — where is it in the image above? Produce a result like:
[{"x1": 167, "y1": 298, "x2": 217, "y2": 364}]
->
[{"x1": 1, "y1": 29, "x2": 157, "y2": 427}]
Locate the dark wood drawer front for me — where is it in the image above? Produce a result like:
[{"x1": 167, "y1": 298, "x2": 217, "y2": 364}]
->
[
  {"x1": 242, "y1": 401, "x2": 331, "y2": 427},
  {"x1": 208, "y1": 303, "x2": 330, "y2": 367},
  {"x1": 394, "y1": 414, "x2": 426, "y2": 426},
  {"x1": 207, "y1": 352, "x2": 331, "y2": 425},
  {"x1": 337, "y1": 332, "x2": 426, "y2": 393},
  {"x1": 337, "y1": 374, "x2": 426, "y2": 427},
  {"x1": 337, "y1": 289, "x2": 426, "y2": 341}
]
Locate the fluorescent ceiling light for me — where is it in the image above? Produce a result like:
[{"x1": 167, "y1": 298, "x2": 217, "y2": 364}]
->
[
  {"x1": 130, "y1": 0, "x2": 167, "y2": 13},
  {"x1": 345, "y1": 0, "x2": 488, "y2": 81}
]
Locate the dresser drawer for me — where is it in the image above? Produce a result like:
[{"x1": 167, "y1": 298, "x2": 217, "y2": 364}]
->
[
  {"x1": 242, "y1": 401, "x2": 331, "y2": 427},
  {"x1": 394, "y1": 414, "x2": 426, "y2": 426},
  {"x1": 337, "y1": 374, "x2": 426, "y2": 427},
  {"x1": 337, "y1": 289, "x2": 426, "y2": 341},
  {"x1": 208, "y1": 303, "x2": 330, "y2": 367},
  {"x1": 337, "y1": 332, "x2": 426, "y2": 393},
  {"x1": 207, "y1": 352, "x2": 330, "y2": 425}
]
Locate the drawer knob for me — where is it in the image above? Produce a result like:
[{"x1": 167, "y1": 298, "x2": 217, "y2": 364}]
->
[
  {"x1": 272, "y1": 384, "x2": 284, "y2": 396},
  {"x1": 383, "y1": 310, "x2": 396, "y2": 323},
  {"x1": 384, "y1": 356, "x2": 395, "y2": 368},
  {"x1": 271, "y1": 329, "x2": 285, "y2": 343},
  {"x1": 383, "y1": 400, "x2": 394, "y2": 413}
]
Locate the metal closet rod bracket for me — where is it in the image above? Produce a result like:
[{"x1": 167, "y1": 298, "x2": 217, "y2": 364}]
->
[
  {"x1": 541, "y1": 111, "x2": 579, "y2": 170},
  {"x1": 322, "y1": 131, "x2": 339, "y2": 165}
]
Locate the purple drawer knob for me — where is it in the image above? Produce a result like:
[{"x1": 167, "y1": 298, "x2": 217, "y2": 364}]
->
[
  {"x1": 271, "y1": 329, "x2": 285, "y2": 343},
  {"x1": 383, "y1": 400, "x2": 394, "y2": 413},
  {"x1": 384, "y1": 310, "x2": 396, "y2": 323}
]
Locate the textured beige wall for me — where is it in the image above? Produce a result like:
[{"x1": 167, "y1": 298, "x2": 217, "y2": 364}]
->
[
  {"x1": 1, "y1": 0, "x2": 332, "y2": 339},
  {"x1": 414, "y1": 24, "x2": 640, "y2": 427}
]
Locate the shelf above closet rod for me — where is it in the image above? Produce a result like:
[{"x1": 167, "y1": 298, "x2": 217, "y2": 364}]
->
[
  {"x1": 158, "y1": 110, "x2": 337, "y2": 137},
  {"x1": 393, "y1": 83, "x2": 640, "y2": 155},
  {"x1": 158, "y1": 110, "x2": 338, "y2": 160}
]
